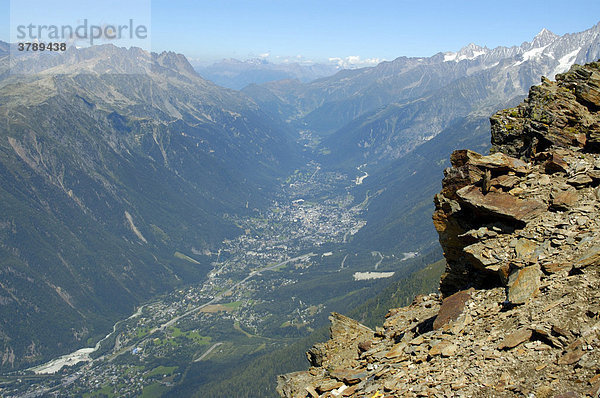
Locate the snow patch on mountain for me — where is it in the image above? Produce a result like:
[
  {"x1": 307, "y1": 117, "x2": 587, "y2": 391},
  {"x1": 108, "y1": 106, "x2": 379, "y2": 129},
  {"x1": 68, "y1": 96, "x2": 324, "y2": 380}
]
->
[
  {"x1": 444, "y1": 43, "x2": 488, "y2": 62},
  {"x1": 556, "y1": 48, "x2": 582, "y2": 73}
]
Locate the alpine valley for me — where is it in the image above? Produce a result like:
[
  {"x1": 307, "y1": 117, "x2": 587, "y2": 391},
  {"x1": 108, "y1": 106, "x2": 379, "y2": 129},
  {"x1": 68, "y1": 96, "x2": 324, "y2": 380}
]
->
[{"x1": 0, "y1": 22, "x2": 599, "y2": 398}]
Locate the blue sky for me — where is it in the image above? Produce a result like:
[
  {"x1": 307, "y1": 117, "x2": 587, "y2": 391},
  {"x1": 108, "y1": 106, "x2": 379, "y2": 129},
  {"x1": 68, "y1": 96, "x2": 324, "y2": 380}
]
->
[{"x1": 1, "y1": 0, "x2": 599, "y2": 65}]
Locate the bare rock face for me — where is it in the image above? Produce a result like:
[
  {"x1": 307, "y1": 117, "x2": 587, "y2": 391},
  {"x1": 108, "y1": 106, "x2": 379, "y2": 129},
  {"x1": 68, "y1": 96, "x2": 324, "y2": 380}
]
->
[
  {"x1": 276, "y1": 313, "x2": 374, "y2": 398},
  {"x1": 307, "y1": 312, "x2": 374, "y2": 370},
  {"x1": 432, "y1": 289, "x2": 473, "y2": 330},
  {"x1": 490, "y1": 62, "x2": 600, "y2": 158},
  {"x1": 506, "y1": 264, "x2": 541, "y2": 305},
  {"x1": 277, "y1": 62, "x2": 600, "y2": 398},
  {"x1": 435, "y1": 61, "x2": 600, "y2": 297},
  {"x1": 455, "y1": 185, "x2": 546, "y2": 223}
]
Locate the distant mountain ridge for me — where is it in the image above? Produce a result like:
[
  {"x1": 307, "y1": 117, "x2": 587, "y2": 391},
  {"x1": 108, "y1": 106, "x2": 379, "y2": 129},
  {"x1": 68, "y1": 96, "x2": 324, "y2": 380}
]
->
[
  {"x1": 245, "y1": 23, "x2": 600, "y2": 167},
  {"x1": 335, "y1": 23, "x2": 600, "y2": 259},
  {"x1": 195, "y1": 58, "x2": 340, "y2": 90}
]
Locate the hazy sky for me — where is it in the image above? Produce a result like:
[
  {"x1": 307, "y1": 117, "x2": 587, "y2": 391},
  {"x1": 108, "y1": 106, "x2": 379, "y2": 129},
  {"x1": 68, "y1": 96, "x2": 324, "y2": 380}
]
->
[{"x1": 1, "y1": 0, "x2": 599, "y2": 65}]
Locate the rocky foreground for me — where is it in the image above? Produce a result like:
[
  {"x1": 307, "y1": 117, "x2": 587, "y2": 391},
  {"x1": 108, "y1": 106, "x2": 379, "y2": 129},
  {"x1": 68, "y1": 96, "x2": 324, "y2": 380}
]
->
[{"x1": 277, "y1": 62, "x2": 600, "y2": 397}]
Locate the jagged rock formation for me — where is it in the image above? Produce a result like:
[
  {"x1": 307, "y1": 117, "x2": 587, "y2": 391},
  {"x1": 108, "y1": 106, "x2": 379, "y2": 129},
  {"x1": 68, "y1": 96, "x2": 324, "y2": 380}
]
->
[
  {"x1": 276, "y1": 62, "x2": 600, "y2": 397},
  {"x1": 434, "y1": 61, "x2": 600, "y2": 297}
]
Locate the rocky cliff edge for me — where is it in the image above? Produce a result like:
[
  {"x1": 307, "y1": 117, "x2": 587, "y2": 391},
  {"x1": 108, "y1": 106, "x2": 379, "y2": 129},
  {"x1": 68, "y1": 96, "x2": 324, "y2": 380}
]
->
[{"x1": 277, "y1": 61, "x2": 600, "y2": 397}]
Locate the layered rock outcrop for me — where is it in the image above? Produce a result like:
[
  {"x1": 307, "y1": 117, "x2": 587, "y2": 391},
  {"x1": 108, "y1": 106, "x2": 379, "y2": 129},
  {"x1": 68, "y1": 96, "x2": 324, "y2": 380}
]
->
[
  {"x1": 434, "y1": 60, "x2": 600, "y2": 297},
  {"x1": 277, "y1": 61, "x2": 600, "y2": 397}
]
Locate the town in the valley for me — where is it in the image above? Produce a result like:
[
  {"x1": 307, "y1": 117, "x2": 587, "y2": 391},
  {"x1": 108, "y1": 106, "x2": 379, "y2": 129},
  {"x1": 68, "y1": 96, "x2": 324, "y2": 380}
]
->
[{"x1": 3, "y1": 160, "x2": 405, "y2": 397}]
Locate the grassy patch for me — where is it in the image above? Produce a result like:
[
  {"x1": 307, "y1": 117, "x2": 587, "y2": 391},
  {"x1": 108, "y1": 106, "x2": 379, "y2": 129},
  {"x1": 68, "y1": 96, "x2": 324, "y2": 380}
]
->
[
  {"x1": 141, "y1": 382, "x2": 168, "y2": 397},
  {"x1": 144, "y1": 365, "x2": 177, "y2": 379},
  {"x1": 221, "y1": 301, "x2": 242, "y2": 310},
  {"x1": 200, "y1": 304, "x2": 235, "y2": 313},
  {"x1": 233, "y1": 321, "x2": 254, "y2": 338},
  {"x1": 186, "y1": 330, "x2": 211, "y2": 345},
  {"x1": 167, "y1": 326, "x2": 211, "y2": 345},
  {"x1": 83, "y1": 384, "x2": 116, "y2": 398},
  {"x1": 150, "y1": 224, "x2": 169, "y2": 241},
  {"x1": 266, "y1": 263, "x2": 288, "y2": 272},
  {"x1": 135, "y1": 326, "x2": 151, "y2": 339},
  {"x1": 174, "y1": 251, "x2": 201, "y2": 264}
]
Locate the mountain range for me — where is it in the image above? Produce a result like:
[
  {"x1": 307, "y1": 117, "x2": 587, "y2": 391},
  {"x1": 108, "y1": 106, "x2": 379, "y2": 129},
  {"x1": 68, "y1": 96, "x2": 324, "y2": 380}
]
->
[
  {"x1": 242, "y1": 23, "x2": 600, "y2": 260},
  {"x1": 195, "y1": 58, "x2": 340, "y2": 90},
  {"x1": 245, "y1": 23, "x2": 600, "y2": 168},
  {"x1": 0, "y1": 20, "x2": 599, "y2": 396},
  {"x1": 0, "y1": 44, "x2": 301, "y2": 370}
]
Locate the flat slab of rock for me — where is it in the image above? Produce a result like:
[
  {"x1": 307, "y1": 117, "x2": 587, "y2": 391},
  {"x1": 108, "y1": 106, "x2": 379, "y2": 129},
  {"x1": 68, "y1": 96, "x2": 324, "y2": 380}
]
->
[
  {"x1": 544, "y1": 153, "x2": 569, "y2": 173},
  {"x1": 316, "y1": 379, "x2": 344, "y2": 393},
  {"x1": 456, "y1": 185, "x2": 546, "y2": 223},
  {"x1": 454, "y1": 151, "x2": 529, "y2": 173},
  {"x1": 587, "y1": 169, "x2": 600, "y2": 179},
  {"x1": 433, "y1": 289, "x2": 473, "y2": 330},
  {"x1": 576, "y1": 245, "x2": 600, "y2": 268},
  {"x1": 558, "y1": 349, "x2": 585, "y2": 365},
  {"x1": 329, "y1": 312, "x2": 373, "y2": 339},
  {"x1": 429, "y1": 341, "x2": 458, "y2": 357},
  {"x1": 542, "y1": 262, "x2": 572, "y2": 274},
  {"x1": 567, "y1": 174, "x2": 594, "y2": 187},
  {"x1": 329, "y1": 369, "x2": 366, "y2": 385},
  {"x1": 514, "y1": 239, "x2": 538, "y2": 260},
  {"x1": 490, "y1": 174, "x2": 521, "y2": 189},
  {"x1": 498, "y1": 328, "x2": 533, "y2": 350},
  {"x1": 463, "y1": 244, "x2": 500, "y2": 268},
  {"x1": 385, "y1": 342, "x2": 407, "y2": 359},
  {"x1": 551, "y1": 190, "x2": 579, "y2": 210},
  {"x1": 507, "y1": 264, "x2": 541, "y2": 304}
]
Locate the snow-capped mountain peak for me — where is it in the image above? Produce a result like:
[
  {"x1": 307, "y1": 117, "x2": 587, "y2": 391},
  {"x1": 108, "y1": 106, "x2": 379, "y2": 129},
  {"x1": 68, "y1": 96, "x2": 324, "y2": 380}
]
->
[
  {"x1": 439, "y1": 22, "x2": 599, "y2": 77},
  {"x1": 444, "y1": 43, "x2": 488, "y2": 62},
  {"x1": 530, "y1": 27, "x2": 560, "y2": 48}
]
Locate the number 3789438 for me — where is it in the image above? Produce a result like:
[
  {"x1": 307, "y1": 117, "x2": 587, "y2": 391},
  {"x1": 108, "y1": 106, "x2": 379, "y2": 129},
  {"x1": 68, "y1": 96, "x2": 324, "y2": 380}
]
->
[{"x1": 18, "y1": 42, "x2": 67, "y2": 51}]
